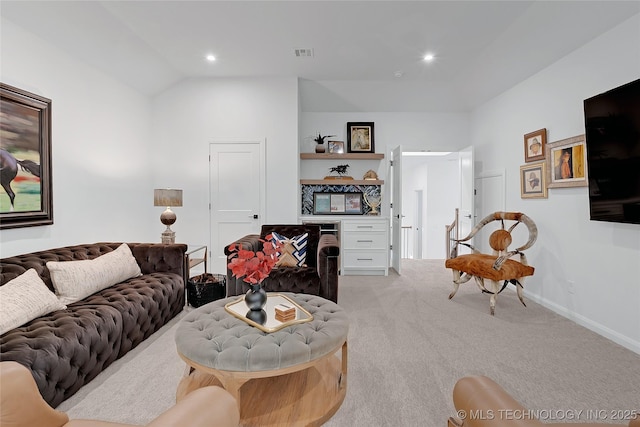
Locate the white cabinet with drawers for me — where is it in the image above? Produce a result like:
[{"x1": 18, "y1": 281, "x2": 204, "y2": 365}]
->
[{"x1": 341, "y1": 218, "x2": 389, "y2": 276}]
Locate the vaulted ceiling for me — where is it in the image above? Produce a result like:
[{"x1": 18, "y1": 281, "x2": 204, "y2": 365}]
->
[{"x1": 2, "y1": 1, "x2": 638, "y2": 111}]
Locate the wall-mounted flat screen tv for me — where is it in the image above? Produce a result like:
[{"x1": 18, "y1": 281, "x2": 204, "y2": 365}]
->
[{"x1": 583, "y1": 78, "x2": 640, "y2": 225}]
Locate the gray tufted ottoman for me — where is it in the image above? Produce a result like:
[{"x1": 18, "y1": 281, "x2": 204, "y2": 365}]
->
[{"x1": 175, "y1": 293, "x2": 349, "y2": 427}]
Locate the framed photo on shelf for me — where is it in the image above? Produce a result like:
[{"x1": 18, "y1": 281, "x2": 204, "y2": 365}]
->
[
  {"x1": 328, "y1": 140, "x2": 344, "y2": 154},
  {"x1": 312, "y1": 192, "x2": 363, "y2": 215},
  {"x1": 313, "y1": 193, "x2": 331, "y2": 214},
  {"x1": 524, "y1": 128, "x2": 546, "y2": 162},
  {"x1": 347, "y1": 122, "x2": 375, "y2": 153},
  {"x1": 545, "y1": 134, "x2": 588, "y2": 188},
  {"x1": 0, "y1": 83, "x2": 53, "y2": 230},
  {"x1": 331, "y1": 194, "x2": 346, "y2": 213},
  {"x1": 520, "y1": 162, "x2": 547, "y2": 199},
  {"x1": 345, "y1": 193, "x2": 363, "y2": 214}
]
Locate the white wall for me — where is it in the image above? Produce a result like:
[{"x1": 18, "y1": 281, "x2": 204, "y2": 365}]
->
[
  {"x1": 470, "y1": 14, "x2": 640, "y2": 352},
  {"x1": 149, "y1": 77, "x2": 300, "y2": 247},
  {"x1": 0, "y1": 18, "x2": 154, "y2": 257},
  {"x1": 402, "y1": 155, "x2": 460, "y2": 259}
]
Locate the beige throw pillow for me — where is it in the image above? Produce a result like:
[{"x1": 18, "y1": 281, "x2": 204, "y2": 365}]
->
[
  {"x1": 0, "y1": 268, "x2": 66, "y2": 335},
  {"x1": 47, "y1": 243, "x2": 142, "y2": 305}
]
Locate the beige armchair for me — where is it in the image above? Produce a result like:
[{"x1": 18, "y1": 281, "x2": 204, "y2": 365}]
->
[
  {"x1": 449, "y1": 375, "x2": 639, "y2": 427},
  {"x1": 0, "y1": 361, "x2": 240, "y2": 427}
]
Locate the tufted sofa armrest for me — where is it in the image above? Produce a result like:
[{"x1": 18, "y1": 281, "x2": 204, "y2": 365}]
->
[
  {"x1": 124, "y1": 243, "x2": 187, "y2": 277},
  {"x1": 317, "y1": 234, "x2": 340, "y2": 303},
  {"x1": 224, "y1": 235, "x2": 262, "y2": 255}
]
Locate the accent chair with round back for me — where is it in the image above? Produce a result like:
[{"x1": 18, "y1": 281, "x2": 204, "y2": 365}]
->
[{"x1": 445, "y1": 211, "x2": 537, "y2": 315}]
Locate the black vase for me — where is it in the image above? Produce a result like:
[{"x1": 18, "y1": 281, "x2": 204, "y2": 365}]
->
[
  {"x1": 245, "y1": 284, "x2": 267, "y2": 311},
  {"x1": 245, "y1": 309, "x2": 267, "y2": 325}
]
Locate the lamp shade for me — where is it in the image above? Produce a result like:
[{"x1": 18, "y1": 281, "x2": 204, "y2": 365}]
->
[{"x1": 154, "y1": 189, "x2": 183, "y2": 207}]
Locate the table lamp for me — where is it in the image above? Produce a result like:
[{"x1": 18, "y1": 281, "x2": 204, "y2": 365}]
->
[{"x1": 154, "y1": 189, "x2": 183, "y2": 244}]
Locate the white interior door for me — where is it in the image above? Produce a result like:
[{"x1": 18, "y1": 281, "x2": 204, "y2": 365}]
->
[
  {"x1": 391, "y1": 145, "x2": 403, "y2": 274},
  {"x1": 458, "y1": 146, "x2": 474, "y2": 254},
  {"x1": 414, "y1": 189, "x2": 423, "y2": 259},
  {"x1": 210, "y1": 140, "x2": 265, "y2": 273},
  {"x1": 475, "y1": 170, "x2": 505, "y2": 253}
]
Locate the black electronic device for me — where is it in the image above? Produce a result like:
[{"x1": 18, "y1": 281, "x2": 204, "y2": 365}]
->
[{"x1": 583, "y1": 78, "x2": 640, "y2": 225}]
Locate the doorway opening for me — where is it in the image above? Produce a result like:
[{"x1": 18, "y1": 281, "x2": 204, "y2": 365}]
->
[{"x1": 390, "y1": 149, "x2": 470, "y2": 267}]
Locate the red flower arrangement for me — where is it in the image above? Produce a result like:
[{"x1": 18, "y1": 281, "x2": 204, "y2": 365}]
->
[{"x1": 227, "y1": 234, "x2": 282, "y2": 285}]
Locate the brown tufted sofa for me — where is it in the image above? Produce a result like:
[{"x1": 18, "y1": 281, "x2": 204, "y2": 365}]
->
[
  {"x1": 0, "y1": 242, "x2": 186, "y2": 408},
  {"x1": 224, "y1": 224, "x2": 340, "y2": 303}
]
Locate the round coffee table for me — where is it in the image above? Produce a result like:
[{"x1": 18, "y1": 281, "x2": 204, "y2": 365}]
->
[{"x1": 175, "y1": 293, "x2": 349, "y2": 427}]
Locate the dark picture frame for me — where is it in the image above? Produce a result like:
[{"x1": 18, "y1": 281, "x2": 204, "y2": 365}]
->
[
  {"x1": 0, "y1": 83, "x2": 53, "y2": 229},
  {"x1": 524, "y1": 128, "x2": 546, "y2": 162},
  {"x1": 313, "y1": 192, "x2": 363, "y2": 215},
  {"x1": 347, "y1": 122, "x2": 375, "y2": 153}
]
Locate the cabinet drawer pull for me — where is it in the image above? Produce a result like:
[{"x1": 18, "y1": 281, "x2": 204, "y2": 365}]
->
[
  {"x1": 357, "y1": 258, "x2": 373, "y2": 261},
  {"x1": 357, "y1": 239, "x2": 373, "y2": 242},
  {"x1": 356, "y1": 225, "x2": 374, "y2": 228}
]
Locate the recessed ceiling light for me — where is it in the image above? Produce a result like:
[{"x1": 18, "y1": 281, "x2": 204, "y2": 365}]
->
[
  {"x1": 205, "y1": 54, "x2": 216, "y2": 62},
  {"x1": 394, "y1": 71, "x2": 404, "y2": 78},
  {"x1": 423, "y1": 53, "x2": 435, "y2": 62}
]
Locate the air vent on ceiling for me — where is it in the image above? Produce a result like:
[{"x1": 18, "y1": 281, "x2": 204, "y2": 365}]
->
[{"x1": 294, "y1": 48, "x2": 314, "y2": 57}]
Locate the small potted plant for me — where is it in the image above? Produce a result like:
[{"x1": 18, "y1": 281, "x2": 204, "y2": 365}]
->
[{"x1": 314, "y1": 133, "x2": 335, "y2": 153}]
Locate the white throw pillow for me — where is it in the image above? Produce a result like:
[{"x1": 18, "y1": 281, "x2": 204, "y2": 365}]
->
[
  {"x1": 0, "y1": 268, "x2": 66, "y2": 335},
  {"x1": 47, "y1": 243, "x2": 142, "y2": 305}
]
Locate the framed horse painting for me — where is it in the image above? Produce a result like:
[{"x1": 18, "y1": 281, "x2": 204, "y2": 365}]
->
[{"x1": 0, "y1": 83, "x2": 53, "y2": 229}]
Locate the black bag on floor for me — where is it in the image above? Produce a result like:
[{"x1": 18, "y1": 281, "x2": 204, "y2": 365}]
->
[{"x1": 187, "y1": 273, "x2": 226, "y2": 307}]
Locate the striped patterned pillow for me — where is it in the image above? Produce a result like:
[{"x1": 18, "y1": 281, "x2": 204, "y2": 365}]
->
[{"x1": 271, "y1": 232, "x2": 308, "y2": 267}]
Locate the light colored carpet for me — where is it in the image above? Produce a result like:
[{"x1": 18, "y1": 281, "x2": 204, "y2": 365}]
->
[{"x1": 58, "y1": 260, "x2": 640, "y2": 426}]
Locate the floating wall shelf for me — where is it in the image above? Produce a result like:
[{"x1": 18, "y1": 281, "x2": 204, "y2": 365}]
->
[
  {"x1": 300, "y1": 153, "x2": 384, "y2": 160},
  {"x1": 300, "y1": 179, "x2": 384, "y2": 185}
]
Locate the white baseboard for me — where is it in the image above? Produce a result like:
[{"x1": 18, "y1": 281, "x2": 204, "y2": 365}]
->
[{"x1": 523, "y1": 291, "x2": 640, "y2": 355}]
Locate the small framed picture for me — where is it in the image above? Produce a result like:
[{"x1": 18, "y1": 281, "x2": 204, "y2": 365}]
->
[
  {"x1": 345, "y1": 193, "x2": 363, "y2": 214},
  {"x1": 520, "y1": 162, "x2": 547, "y2": 199},
  {"x1": 313, "y1": 193, "x2": 331, "y2": 214},
  {"x1": 328, "y1": 140, "x2": 344, "y2": 154},
  {"x1": 524, "y1": 128, "x2": 546, "y2": 162},
  {"x1": 347, "y1": 122, "x2": 375, "y2": 153},
  {"x1": 545, "y1": 134, "x2": 588, "y2": 188},
  {"x1": 330, "y1": 194, "x2": 345, "y2": 213}
]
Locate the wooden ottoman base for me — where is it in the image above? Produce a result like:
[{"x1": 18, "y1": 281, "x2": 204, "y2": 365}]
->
[{"x1": 177, "y1": 342, "x2": 348, "y2": 427}]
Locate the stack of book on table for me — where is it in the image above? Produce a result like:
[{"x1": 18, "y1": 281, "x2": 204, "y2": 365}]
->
[{"x1": 275, "y1": 304, "x2": 296, "y2": 322}]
